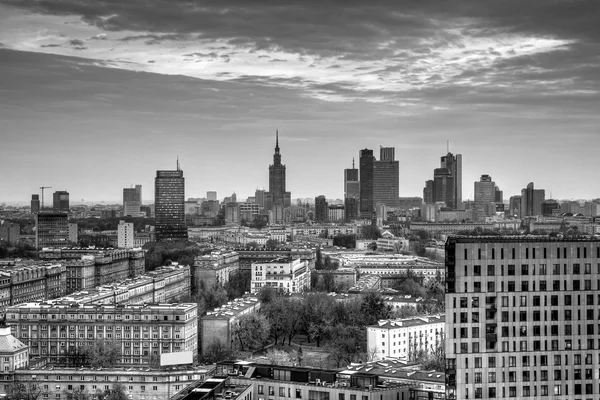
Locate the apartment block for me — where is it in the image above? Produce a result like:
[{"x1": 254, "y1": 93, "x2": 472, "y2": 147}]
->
[
  {"x1": 193, "y1": 251, "x2": 240, "y2": 290},
  {"x1": 200, "y1": 296, "x2": 261, "y2": 355},
  {"x1": 251, "y1": 258, "x2": 309, "y2": 294},
  {"x1": 367, "y1": 315, "x2": 445, "y2": 361},
  {"x1": 5, "y1": 302, "x2": 198, "y2": 366},
  {"x1": 445, "y1": 237, "x2": 600, "y2": 400},
  {"x1": 35, "y1": 212, "x2": 70, "y2": 249}
]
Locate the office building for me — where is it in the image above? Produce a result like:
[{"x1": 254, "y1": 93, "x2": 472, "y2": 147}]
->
[
  {"x1": 207, "y1": 191, "x2": 217, "y2": 201},
  {"x1": 509, "y1": 195, "x2": 522, "y2": 217},
  {"x1": 494, "y1": 186, "x2": 503, "y2": 203},
  {"x1": 265, "y1": 131, "x2": 291, "y2": 218},
  {"x1": 542, "y1": 199, "x2": 561, "y2": 216},
  {"x1": 31, "y1": 194, "x2": 40, "y2": 213},
  {"x1": 155, "y1": 162, "x2": 187, "y2": 242},
  {"x1": 367, "y1": 315, "x2": 445, "y2": 361},
  {"x1": 52, "y1": 190, "x2": 70, "y2": 212},
  {"x1": 200, "y1": 296, "x2": 261, "y2": 354},
  {"x1": 251, "y1": 258, "x2": 309, "y2": 294},
  {"x1": 423, "y1": 152, "x2": 462, "y2": 209},
  {"x1": 373, "y1": 147, "x2": 399, "y2": 208},
  {"x1": 35, "y1": 212, "x2": 69, "y2": 249},
  {"x1": 117, "y1": 220, "x2": 134, "y2": 249},
  {"x1": 344, "y1": 158, "x2": 360, "y2": 200},
  {"x1": 344, "y1": 197, "x2": 359, "y2": 222},
  {"x1": 474, "y1": 175, "x2": 496, "y2": 221},
  {"x1": 123, "y1": 184, "x2": 143, "y2": 217},
  {"x1": 255, "y1": 189, "x2": 266, "y2": 211},
  {"x1": 520, "y1": 182, "x2": 545, "y2": 217},
  {"x1": 359, "y1": 148, "x2": 375, "y2": 219},
  {"x1": 314, "y1": 195, "x2": 328, "y2": 223},
  {"x1": 5, "y1": 302, "x2": 198, "y2": 366},
  {"x1": 445, "y1": 237, "x2": 600, "y2": 400}
]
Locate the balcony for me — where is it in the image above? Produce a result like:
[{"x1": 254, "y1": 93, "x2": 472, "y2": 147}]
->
[{"x1": 486, "y1": 333, "x2": 497, "y2": 342}]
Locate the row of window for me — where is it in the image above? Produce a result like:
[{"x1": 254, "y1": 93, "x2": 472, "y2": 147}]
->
[
  {"x1": 466, "y1": 263, "x2": 600, "y2": 277},
  {"x1": 463, "y1": 246, "x2": 600, "y2": 261},
  {"x1": 459, "y1": 353, "x2": 594, "y2": 369},
  {"x1": 456, "y1": 294, "x2": 600, "y2": 308},
  {"x1": 454, "y1": 308, "x2": 600, "y2": 324},
  {"x1": 456, "y1": 323, "x2": 600, "y2": 339},
  {"x1": 466, "y1": 368, "x2": 595, "y2": 384},
  {"x1": 467, "y1": 383, "x2": 594, "y2": 398},
  {"x1": 457, "y1": 338, "x2": 600, "y2": 353},
  {"x1": 462, "y1": 278, "x2": 599, "y2": 293}
]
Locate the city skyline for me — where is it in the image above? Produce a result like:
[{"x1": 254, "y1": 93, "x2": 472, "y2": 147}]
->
[{"x1": 1, "y1": 1, "x2": 599, "y2": 203}]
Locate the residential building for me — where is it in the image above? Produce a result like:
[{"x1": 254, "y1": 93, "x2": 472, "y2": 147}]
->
[
  {"x1": 35, "y1": 212, "x2": 69, "y2": 249},
  {"x1": 52, "y1": 191, "x2": 70, "y2": 212},
  {"x1": 5, "y1": 302, "x2": 198, "y2": 366},
  {"x1": 509, "y1": 195, "x2": 522, "y2": 217},
  {"x1": 314, "y1": 196, "x2": 328, "y2": 223},
  {"x1": 251, "y1": 258, "x2": 309, "y2": 294},
  {"x1": 200, "y1": 297, "x2": 261, "y2": 354},
  {"x1": 193, "y1": 251, "x2": 240, "y2": 290},
  {"x1": 0, "y1": 222, "x2": 19, "y2": 245},
  {"x1": 373, "y1": 147, "x2": 399, "y2": 208},
  {"x1": 214, "y1": 361, "x2": 412, "y2": 400},
  {"x1": 359, "y1": 148, "x2": 375, "y2": 219},
  {"x1": 8, "y1": 366, "x2": 208, "y2": 400},
  {"x1": 117, "y1": 220, "x2": 134, "y2": 249},
  {"x1": 314, "y1": 268, "x2": 357, "y2": 290},
  {"x1": 445, "y1": 236, "x2": 600, "y2": 400},
  {"x1": 236, "y1": 249, "x2": 315, "y2": 271},
  {"x1": 328, "y1": 204, "x2": 345, "y2": 222},
  {"x1": 0, "y1": 324, "x2": 29, "y2": 374},
  {"x1": 473, "y1": 175, "x2": 496, "y2": 221},
  {"x1": 68, "y1": 223, "x2": 77, "y2": 244},
  {"x1": 31, "y1": 194, "x2": 40, "y2": 213},
  {"x1": 155, "y1": 163, "x2": 187, "y2": 242},
  {"x1": 290, "y1": 224, "x2": 358, "y2": 240},
  {"x1": 520, "y1": 182, "x2": 545, "y2": 217},
  {"x1": 367, "y1": 315, "x2": 445, "y2": 360}
]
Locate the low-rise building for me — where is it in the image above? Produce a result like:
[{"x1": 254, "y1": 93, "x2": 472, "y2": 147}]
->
[
  {"x1": 200, "y1": 297, "x2": 261, "y2": 355},
  {"x1": 0, "y1": 324, "x2": 29, "y2": 374},
  {"x1": 291, "y1": 224, "x2": 358, "y2": 240},
  {"x1": 237, "y1": 249, "x2": 315, "y2": 271},
  {"x1": 5, "y1": 302, "x2": 198, "y2": 367},
  {"x1": 367, "y1": 315, "x2": 445, "y2": 361},
  {"x1": 251, "y1": 258, "x2": 309, "y2": 294},
  {"x1": 193, "y1": 251, "x2": 240, "y2": 290},
  {"x1": 314, "y1": 268, "x2": 357, "y2": 290}
]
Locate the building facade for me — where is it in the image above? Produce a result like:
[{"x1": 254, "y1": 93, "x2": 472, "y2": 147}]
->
[
  {"x1": 473, "y1": 175, "x2": 496, "y2": 221},
  {"x1": 445, "y1": 237, "x2": 600, "y2": 400},
  {"x1": 315, "y1": 196, "x2": 328, "y2": 223},
  {"x1": 344, "y1": 159, "x2": 360, "y2": 200},
  {"x1": 251, "y1": 258, "x2": 309, "y2": 294},
  {"x1": 359, "y1": 148, "x2": 375, "y2": 219},
  {"x1": 155, "y1": 166, "x2": 187, "y2": 242},
  {"x1": 520, "y1": 182, "x2": 545, "y2": 218},
  {"x1": 193, "y1": 251, "x2": 240, "y2": 290},
  {"x1": 266, "y1": 131, "x2": 292, "y2": 215},
  {"x1": 117, "y1": 220, "x2": 135, "y2": 249},
  {"x1": 373, "y1": 147, "x2": 399, "y2": 209},
  {"x1": 53, "y1": 191, "x2": 70, "y2": 212},
  {"x1": 35, "y1": 212, "x2": 70, "y2": 249},
  {"x1": 123, "y1": 185, "x2": 143, "y2": 217}
]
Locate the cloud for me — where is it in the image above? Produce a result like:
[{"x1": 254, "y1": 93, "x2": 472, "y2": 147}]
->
[
  {"x1": 69, "y1": 39, "x2": 84, "y2": 46},
  {"x1": 41, "y1": 44, "x2": 62, "y2": 48},
  {"x1": 90, "y1": 33, "x2": 107, "y2": 40}
]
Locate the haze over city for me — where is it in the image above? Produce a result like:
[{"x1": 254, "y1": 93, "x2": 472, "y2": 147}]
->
[{"x1": 1, "y1": 0, "x2": 599, "y2": 203}]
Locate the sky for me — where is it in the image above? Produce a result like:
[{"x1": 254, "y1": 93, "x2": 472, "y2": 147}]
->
[{"x1": 1, "y1": 0, "x2": 599, "y2": 204}]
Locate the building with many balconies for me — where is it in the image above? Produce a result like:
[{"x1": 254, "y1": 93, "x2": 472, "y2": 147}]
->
[{"x1": 251, "y1": 258, "x2": 309, "y2": 294}]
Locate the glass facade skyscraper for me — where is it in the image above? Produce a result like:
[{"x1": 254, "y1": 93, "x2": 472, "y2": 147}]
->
[{"x1": 155, "y1": 167, "x2": 186, "y2": 242}]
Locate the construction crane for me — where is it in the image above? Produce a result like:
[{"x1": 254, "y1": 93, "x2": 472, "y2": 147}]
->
[{"x1": 39, "y1": 186, "x2": 52, "y2": 210}]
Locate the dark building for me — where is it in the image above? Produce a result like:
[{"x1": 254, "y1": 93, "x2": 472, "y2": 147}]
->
[
  {"x1": 373, "y1": 147, "x2": 399, "y2": 208},
  {"x1": 359, "y1": 148, "x2": 375, "y2": 219},
  {"x1": 123, "y1": 185, "x2": 142, "y2": 216},
  {"x1": 494, "y1": 186, "x2": 503, "y2": 203},
  {"x1": 31, "y1": 194, "x2": 40, "y2": 213},
  {"x1": 344, "y1": 197, "x2": 359, "y2": 222},
  {"x1": 520, "y1": 182, "x2": 545, "y2": 217},
  {"x1": 344, "y1": 159, "x2": 360, "y2": 200},
  {"x1": 52, "y1": 191, "x2": 69, "y2": 212},
  {"x1": 542, "y1": 199, "x2": 560, "y2": 216},
  {"x1": 423, "y1": 151, "x2": 462, "y2": 209},
  {"x1": 509, "y1": 195, "x2": 522, "y2": 217},
  {"x1": 265, "y1": 131, "x2": 291, "y2": 215},
  {"x1": 155, "y1": 162, "x2": 187, "y2": 242},
  {"x1": 314, "y1": 195, "x2": 328, "y2": 223},
  {"x1": 398, "y1": 197, "x2": 423, "y2": 211},
  {"x1": 35, "y1": 212, "x2": 69, "y2": 249}
]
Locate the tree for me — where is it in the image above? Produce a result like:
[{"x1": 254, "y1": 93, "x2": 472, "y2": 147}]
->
[
  {"x1": 333, "y1": 234, "x2": 356, "y2": 249},
  {"x1": 257, "y1": 286, "x2": 276, "y2": 304},
  {"x1": 318, "y1": 229, "x2": 329, "y2": 239},
  {"x1": 202, "y1": 339, "x2": 234, "y2": 364},
  {"x1": 224, "y1": 270, "x2": 251, "y2": 299},
  {"x1": 392, "y1": 305, "x2": 418, "y2": 319},
  {"x1": 5, "y1": 382, "x2": 45, "y2": 400},
  {"x1": 360, "y1": 292, "x2": 391, "y2": 326},
  {"x1": 265, "y1": 348, "x2": 296, "y2": 366},
  {"x1": 81, "y1": 340, "x2": 121, "y2": 368},
  {"x1": 262, "y1": 297, "x2": 289, "y2": 345},
  {"x1": 232, "y1": 313, "x2": 271, "y2": 351},
  {"x1": 362, "y1": 225, "x2": 382, "y2": 240},
  {"x1": 265, "y1": 239, "x2": 280, "y2": 249},
  {"x1": 98, "y1": 383, "x2": 128, "y2": 400},
  {"x1": 64, "y1": 388, "x2": 91, "y2": 400},
  {"x1": 367, "y1": 241, "x2": 377, "y2": 251},
  {"x1": 327, "y1": 324, "x2": 366, "y2": 367},
  {"x1": 282, "y1": 300, "x2": 303, "y2": 345},
  {"x1": 301, "y1": 294, "x2": 335, "y2": 346}
]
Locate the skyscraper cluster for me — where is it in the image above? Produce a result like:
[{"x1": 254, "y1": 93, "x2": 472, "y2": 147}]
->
[
  {"x1": 357, "y1": 146, "x2": 400, "y2": 219},
  {"x1": 423, "y1": 151, "x2": 462, "y2": 209}
]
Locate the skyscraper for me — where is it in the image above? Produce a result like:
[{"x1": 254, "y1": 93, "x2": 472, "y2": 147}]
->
[
  {"x1": 52, "y1": 190, "x2": 69, "y2": 212},
  {"x1": 265, "y1": 131, "x2": 291, "y2": 222},
  {"x1": 314, "y1": 195, "x2": 328, "y2": 223},
  {"x1": 373, "y1": 146, "x2": 399, "y2": 208},
  {"x1": 473, "y1": 174, "x2": 496, "y2": 221},
  {"x1": 255, "y1": 189, "x2": 266, "y2": 211},
  {"x1": 123, "y1": 184, "x2": 142, "y2": 217},
  {"x1": 31, "y1": 194, "x2": 40, "y2": 213},
  {"x1": 520, "y1": 182, "x2": 545, "y2": 217},
  {"x1": 445, "y1": 237, "x2": 600, "y2": 400},
  {"x1": 344, "y1": 159, "x2": 360, "y2": 200},
  {"x1": 155, "y1": 161, "x2": 187, "y2": 242},
  {"x1": 359, "y1": 148, "x2": 375, "y2": 219},
  {"x1": 423, "y1": 151, "x2": 462, "y2": 209}
]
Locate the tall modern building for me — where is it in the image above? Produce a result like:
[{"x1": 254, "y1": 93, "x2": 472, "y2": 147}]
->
[
  {"x1": 206, "y1": 191, "x2": 217, "y2": 201},
  {"x1": 123, "y1": 184, "x2": 142, "y2": 217},
  {"x1": 315, "y1": 195, "x2": 328, "y2": 223},
  {"x1": 373, "y1": 147, "x2": 399, "y2": 208},
  {"x1": 509, "y1": 195, "x2": 522, "y2": 217},
  {"x1": 520, "y1": 182, "x2": 545, "y2": 218},
  {"x1": 35, "y1": 212, "x2": 69, "y2": 249},
  {"x1": 155, "y1": 162, "x2": 187, "y2": 242},
  {"x1": 473, "y1": 175, "x2": 496, "y2": 221},
  {"x1": 255, "y1": 189, "x2": 266, "y2": 211},
  {"x1": 445, "y1": 237, "x2": 600, "y2": 400},
  {"x1": 52, "y1": 191, "x2": 69, "y2": 212},
  {"x1": 31, "y1": 194, "x2": 40, "y2": 213},
  {"x1": 265, "y1": 131, "x2": 291, "y2": 217},
  {"x1": 423, "y1": 152, "x2": 462, "y2": 209},
  {"x1": 359, "y1": 149, "x2": 375, "y2": 219},
  {"x1": 344, "y1": 159, "x2": 360, "y2": 200}
]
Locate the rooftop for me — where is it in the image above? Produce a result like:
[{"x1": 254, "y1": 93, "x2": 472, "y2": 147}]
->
[
  {"x1": 370, "y1": 315, "x2": 445, "y2": 329},
  {"x1": 203, "y1": 297, "x2": 260, "y2": 319}
]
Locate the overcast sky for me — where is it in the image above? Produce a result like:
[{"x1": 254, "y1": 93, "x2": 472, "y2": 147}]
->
[{"x1": 1, "y1": 0, "x2": 599, "y2": 204}]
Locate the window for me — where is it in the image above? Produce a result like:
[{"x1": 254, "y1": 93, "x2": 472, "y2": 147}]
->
[
  {"x1": 521, "y1": 265, "x2": 529, "y2": 275},
  {"x1": 508, "y1": 265, "x2": 515, "y2": 275},
  {"x1": 487, "y1": 265, "x2": 495, "y2": 276},
  {"x1": 520, "y1": 296, "x2": 527, "y2": 306}
]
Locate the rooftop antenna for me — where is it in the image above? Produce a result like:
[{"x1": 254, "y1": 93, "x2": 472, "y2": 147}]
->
[
  {"x1": 176, "y1": 156, "x2": 180, "y2": 171},
  {"x1": 352, "y1": 158, "x2": 355, "y2": 169},
  {"x1": 447, "y1": 140, "x2": 449, "y2": 153}
]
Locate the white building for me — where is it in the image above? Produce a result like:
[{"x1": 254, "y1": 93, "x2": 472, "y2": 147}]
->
[
  {"x1": 117, "y1": 220, "x2": 134, "y2": 249},
  {"x1": 251, "y1": 258, "x2": 309, "y2": 294},
  {"x1": 0, "y1": 325, "x2": 29, "y2": 373},
  {"x1": 367, "y1": 315, "x2": 445, "y2": 361}
]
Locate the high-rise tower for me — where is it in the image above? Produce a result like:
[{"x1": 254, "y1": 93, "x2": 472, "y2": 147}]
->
[
  {"x1": 520, "y1": 182, "x2": 545, "y2": 218},
  {"x1": 344, "y1": 158, "x2": 360, "y2": 199},
  {"x1": 423, "y1": 150, "x2": 462, "y2": 209},
  {"x1": 52, "y1": 191, "x2": 70, "y2": 212},
  {"x1": 154, "y1": 160, "x2": 187, "y2": 242},
  {"x1": 266, "y1": 131, "x2": 291, "y2": 218},
  {"x1": 373, "y1": 146, "x2": 399, "y2": 208},
  {"x1": 359, "y1": 149, "x2": 375, "y2": 219}
]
